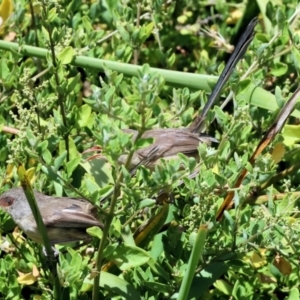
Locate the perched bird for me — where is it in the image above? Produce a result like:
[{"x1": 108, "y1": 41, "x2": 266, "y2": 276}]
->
[
  {"x1": 87, "y1": 18, "x2": 259, "y2": 172},
  {"x1": 0, "y1": 187, "x2": 103, "y2": 244},
  {"x1": 118, "y1": 128, "x2": 218, "y2": 171}
]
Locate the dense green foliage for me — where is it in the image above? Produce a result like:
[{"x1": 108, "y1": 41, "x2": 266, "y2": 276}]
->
[{"x1": 0, "y1": 0, "x2": 300, "y2": 299}]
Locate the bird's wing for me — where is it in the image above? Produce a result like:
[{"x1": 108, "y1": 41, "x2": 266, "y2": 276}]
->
[
  {"x1": 43, "y1": 204, "x2": 103, "y2": 229},
  {"x1": 137, "y1": 129, "x2": 202, "y2": 159}
]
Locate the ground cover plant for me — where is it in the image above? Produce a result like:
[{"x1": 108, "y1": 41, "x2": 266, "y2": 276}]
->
[{"x1": 0, "y1": 0, "x2": 300, "y2": 299}]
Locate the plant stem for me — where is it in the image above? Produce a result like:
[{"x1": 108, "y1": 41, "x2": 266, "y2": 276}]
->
[
  {"x1": 177, "y1": 224, "x2": 208, "y2": 300},
  {"x1": 92, "y1": 130, "x2": 145, "y2": 299},
  {"x1": 41, "y1": 1, "x2": 70, "y2": 161},
  {"x1": 0, "y1": 41, "x2": 299, "y2": 117}
]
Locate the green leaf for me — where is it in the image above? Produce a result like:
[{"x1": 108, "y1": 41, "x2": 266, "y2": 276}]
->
[
  {"x1": 269, "y1": 263, "x2": 282, "y2": 278},
  {"x1": 115, "y1": 44, "x2": 127, "y2": 58},
  {"x1": 167, "y1": 52, "x2": 176, "y2": 67},
  {"x1": 80, "y1": 159, "x2": 113, "y2": 187},
  {"x1": 38, "y1": 140, "x2": 48, "y2": 152},
  {"x1": 80, "y1": 173, "x2": 102, "y2": 193},
  {"x1": 26, "y1": 130, "x2": 39, "y2": 148},
  {"x1": 66, "y1": 155, "x2": 81, "y2": 176},
  {"x1": 76, "y1": 104, "x2": 92, "y2": 128},
  {"x1": 82, "y1": 272, "x2": 140, "y2": 300},
  {"x1": 106, "y1": 244, "x2": 151, "y2": 271},
  {"x1": 144, "y1": 22, "x2": 154, "y2": 37},
  {"x1": 282, "y1": 124, "x2": 300, "y2": 145},
  {"x1": 214, "y1": 279, "x2": 233, "y2": 295},
  {"x1": 0, "y1": 59, "x2": 9, "y2": 79},
  {"x1": 144, "y1": 282, "x2": 172, "y2": 294},
  {"x1": 287, "y1": 287, "x2": 299, "y2": 300},
  {"x1": 86, "y1": 226, "x2": 103, "y2": 239},
  {"x1": 67, "y1": 73, "x2": 80, "y2": 94},
  {"x1": 291, "y1": 46, "x2": 300, "y2": 75},
  {"x1": 59, "y1": 137, "x2": 78, "y2": 160},
  {"x1": 275, "y1": 193, "x2": 296, "y2": 214},
  {"x1": 232, "y1": 280, "x2": 246, "y2": 299},
  {"x1": 42, "y1": 26, "x2": 50, "y2": 44},
  {"x1": 57, "y1": 46, "x2": 75, "y2": 65},
  {"x1": 276, "y1": 7, "x2": 286, "y2": 29},
  {"x1": 255, "y1": 33, "x2": 269, "y2": 43},
  {"x1": 223, "y1": 211, "x2": 235, "y2": 230},
  {"x1": 42, "y1": 149, "x2": 52, "y2": 164},
  {"x1": 81, "y1": 15, "x2": 93, "y2": 32},
  {"x1": 53, "y1": 150, "x2": 68, "y2": 171},
  {"x1": 274, "y1": 85, "x2": 285, "y2": 108},
  {"x1": 116, "y1": 22, "x2": 130, "y2": 43},
  {"x1": 138, "y1": 199, "x2": 156, "y2": 209},
  {"x1": 269, "y1": 62, "x2": 288, "y2": 76},
  {"x1": 135, "y1": 137, "x2": 154, "y2": 149},
  {"x1": 238, "y1": 78, "x2": 251, "y2": 94},
  {"x1": 48, "y1": 7, "x2": 58, "y2": 22}
]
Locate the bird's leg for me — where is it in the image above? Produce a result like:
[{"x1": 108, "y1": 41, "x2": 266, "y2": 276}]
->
[{"x1": 42, "y1": 245, "x2": 60, "y2": 257}]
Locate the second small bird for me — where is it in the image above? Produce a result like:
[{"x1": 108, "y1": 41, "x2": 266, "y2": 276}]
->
[{"x1": 0, "y1": 187, "x2": 103, "y2": 244}]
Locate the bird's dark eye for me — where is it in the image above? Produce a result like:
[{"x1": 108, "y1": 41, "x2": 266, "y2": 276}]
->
[{"x1": 0, "y1": 196, "x2": 14, "y2": 207}]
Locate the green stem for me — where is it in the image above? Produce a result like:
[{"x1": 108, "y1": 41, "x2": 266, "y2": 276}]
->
[
  {"x1": 0, "y1": 40, "x2": 299, "y2": 118},
  {"x1": 41, "y1": 1, "x2": 70, "y2": 161},
  {"x1": 17, "y1": 164, "x2": 61, "y2": 298},
  {"x1": 92, "y1": 130, "x2": 145, "y2": 299},
  {"x1": 177, "y1": 224, "x2": 208, "y2": 300}
]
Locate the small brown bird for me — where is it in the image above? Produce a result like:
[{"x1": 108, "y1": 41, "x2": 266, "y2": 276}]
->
[
  {"x1": 0, "y1": 187, "x2": 103, "y2": 244},
  {"x1": 87, "y1": 19, "x2": 258, "y2": 172},
  {"x1": 118, "y1": 128, "x2": 218, "y2": 171}
]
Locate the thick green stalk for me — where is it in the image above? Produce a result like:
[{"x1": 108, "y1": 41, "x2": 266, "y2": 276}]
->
[
  {"x1": 0, "y1": 40, "x2": 299, "y2": 118},
  {"x1": 177, "y1": 224, "x2": 208, "y2": 300},
  {"x1": 17, "y1": 164, "x2": 61, "y2": 298}
]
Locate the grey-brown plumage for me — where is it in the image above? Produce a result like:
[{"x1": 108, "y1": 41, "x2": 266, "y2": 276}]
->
[
  {"x1": 0, "y1": 187, "x2": 103, "y2": 244},
  {"x1": 119, "y1": 128, "x2": 218, "y2": 171},
  {"x1": 87, "y1": 19, "x2": 259, "y2": 173}
]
